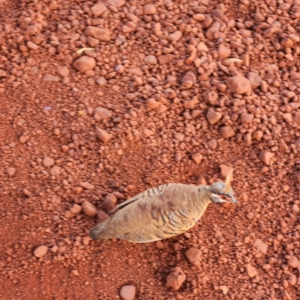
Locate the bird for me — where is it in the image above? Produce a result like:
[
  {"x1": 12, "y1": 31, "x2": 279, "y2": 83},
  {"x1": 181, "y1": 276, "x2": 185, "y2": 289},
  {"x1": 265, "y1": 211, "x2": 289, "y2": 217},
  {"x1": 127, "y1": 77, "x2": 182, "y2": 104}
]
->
[{"x1": 89, "y1": 170, "x2": 237, "y2": 243}]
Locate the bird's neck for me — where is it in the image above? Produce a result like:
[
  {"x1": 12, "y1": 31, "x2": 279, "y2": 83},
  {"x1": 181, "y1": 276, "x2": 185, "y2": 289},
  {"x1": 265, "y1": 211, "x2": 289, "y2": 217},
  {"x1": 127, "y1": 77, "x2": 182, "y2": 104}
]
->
[{"x1": 191, "y1": 186, "x2": 212, "y2": 217}]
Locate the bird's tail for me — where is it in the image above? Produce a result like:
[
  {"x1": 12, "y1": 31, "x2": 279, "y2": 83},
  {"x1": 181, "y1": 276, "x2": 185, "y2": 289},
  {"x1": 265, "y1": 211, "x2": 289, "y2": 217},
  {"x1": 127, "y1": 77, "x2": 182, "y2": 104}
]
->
[{"x1": 89, "y1": 219, "x2": 111, "y2": 240}]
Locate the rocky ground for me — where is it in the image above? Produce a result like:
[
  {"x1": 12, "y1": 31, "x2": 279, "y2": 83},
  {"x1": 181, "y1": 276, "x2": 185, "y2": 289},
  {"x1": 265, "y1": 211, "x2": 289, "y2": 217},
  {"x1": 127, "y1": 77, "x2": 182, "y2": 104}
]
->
[{"x1": 0, "y1": 0, "x2": 300, "y2": 299}]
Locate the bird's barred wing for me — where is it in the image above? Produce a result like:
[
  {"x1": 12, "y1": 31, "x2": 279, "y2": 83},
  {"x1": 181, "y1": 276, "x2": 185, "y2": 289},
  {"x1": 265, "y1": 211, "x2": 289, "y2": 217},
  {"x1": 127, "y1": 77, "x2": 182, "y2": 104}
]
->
[{"x1": 103, "y1": 183, "x2": 198, "y2": 242}]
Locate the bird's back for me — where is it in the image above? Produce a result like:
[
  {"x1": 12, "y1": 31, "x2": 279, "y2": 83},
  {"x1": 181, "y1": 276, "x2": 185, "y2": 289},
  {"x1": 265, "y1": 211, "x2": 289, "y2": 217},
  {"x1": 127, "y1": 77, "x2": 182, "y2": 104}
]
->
[{"x1": 90, "y1": 183, "x2": 211, "y2": 243}]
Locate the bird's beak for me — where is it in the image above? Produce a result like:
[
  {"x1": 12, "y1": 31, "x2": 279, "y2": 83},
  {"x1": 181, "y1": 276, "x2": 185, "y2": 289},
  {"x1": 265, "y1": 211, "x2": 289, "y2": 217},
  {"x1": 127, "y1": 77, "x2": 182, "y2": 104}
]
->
[{"x1": 230, "y1": 196, "x2": 238, "y2": 204}]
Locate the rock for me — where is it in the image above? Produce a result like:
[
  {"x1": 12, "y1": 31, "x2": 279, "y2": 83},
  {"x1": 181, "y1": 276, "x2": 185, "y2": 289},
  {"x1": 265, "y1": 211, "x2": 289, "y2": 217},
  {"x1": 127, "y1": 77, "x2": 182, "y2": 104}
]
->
[
  {"x1": 166, "y1": 267, "x2": 186, "y2": 291},
  {"x1": 252, "y1": 130, "x2": 263, "y2": 140},
  {"x1": 181, "y1": 71, "x2": 196, "y2": 89},
  {"x1": 254, "y1": 239, "x2": 268, "y2": 254},
  {"x1": 282, "y1": 290, "x2": 292, "y2": 300},
  {"x1": 34, "y1": 245, "x2": 48, "y2": 258},
  {"x1": 144, "y1": 55, "x2": 157, "y2": 64},
  {"x1": 91, "y1": 2, "x2": 107, "y2": 17},
  {"x1": 206, "y1": 108, "x2": 222, "y2": 125},
  {"x1": 247, "y1": 72, "x2": 262, "y2": 89},
  {"x1": 97, "y1": 211, "x2": 110, "y2": 223},
  {"x1": 120, "y1": 285, "x2": 136, "y2": 300},
  {"x1": 220, "y1": 286, "x2": 229, "y2": 295},
  {"x1": 185, "y1": 247, "x2": 201, "y2": 267},
  {"x1": 287, "y1": 256, "x2": 299, "y2": 268},
  {"x1": 102, "y1": 193, "x2": 117, "y2": 212},
  {"x1": 95, "y1": 127, "x2": 112, "y2": 143},
  {"x1": 169, "y1": 31, "x2": 182, "y2": 42},
  {"x1": 158, "y1": 54, "x2": 174, "y2": 64},
  {"x1": 246, "y1": 264, "x2": 257, "y2": 278},
  {"x1": 240, "y1": 113, "x2": 253, "y2": 123},
  {"x1": 96, "y1": 77, "x2": 107, "y2": 85},
  {"x1": 43, "y1": 74, "x2": 60, "y2": 82},
  {"x1": 71, "y1": 270, "x2": 79, "y2": 276},
  {"x1": 73, "y1": 56, "x2": 96, "y2": 73},
  {"x1": 155, "y1": 241, "x2": 164, "y2": 249},
  {"x1": 226, "y1": 76, "x2": 252, "y2": 94},
  {"x1": 7, "y1": 167, "x2": 16, "y2": 177},
  {"x1": 57, "y1": 66, "x2": 69, "y2": 77},
  {"x1": 0, "y1": 69, "x2": 7, "y2": 77},
  {"x1": 80, "y1": 182, "x2": 95, "y2": 190},
  {"x1": 65, "y1": 210, "x2": 74, "y2": 219},
  {"x1": 147, "y1": 98, "x2": 160, "y2": 109},
  {"x1": 259, "y1": 150, "x2": 274, "y2": 166},
  {"x1": 94, "y1": 107, "x2": 113, "y2": 122},
  {"x1": 207, "y1": 139, "x2": 218, "y2": 150},
  {"x1": 70, "y1": 204, "x2": 82, "y2": 215},
  {"x1": 143, "y1": 4, "x2": 156, "y2": 14},
  {"x1": 50, "y1": 166, "x2": 60, "y2": 176},
  {"x1": 192, "y1": 153, "x2": 203, "y2": 164},
  {"x1": 174, "y1": 133, "x2": 185, "y2": 142},
  {"x1": 82, "y1": 201, "x2": 98, "y2": 217},
  {"x1": 197, "y1": 42, "x2": 208, "y2": 52},
  {"x1": 27, "y1": 41, "x2": 39, "y2": 50},
  {"x1": 220, "y1": 165, "x2": 233, "y2": 180},
  {"x1": 84, "y1": 26, "x2": 111, "y2": 41},
  {"x1": 296, "y1": 138, "x2": 300, "y2": 151},
  {"x1": 218, "y1": 44, "x2": 231, "y2": 58},
  {"x1": 43, "y1": 157, "x2": 55, "y2": 167},
  {"x1": 106, "y1": 0, "x2": 125, "y2": 7},
  {"x1": 219, "y1": 126, "x2": 235, "y2": 138}
]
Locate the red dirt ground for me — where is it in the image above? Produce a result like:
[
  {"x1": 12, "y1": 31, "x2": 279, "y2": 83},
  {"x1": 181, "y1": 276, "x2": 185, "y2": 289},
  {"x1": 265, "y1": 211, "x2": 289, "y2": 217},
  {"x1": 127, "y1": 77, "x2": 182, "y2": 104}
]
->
[{"x1": 0, "y1": 0, "x2": 300, "y2": 299}]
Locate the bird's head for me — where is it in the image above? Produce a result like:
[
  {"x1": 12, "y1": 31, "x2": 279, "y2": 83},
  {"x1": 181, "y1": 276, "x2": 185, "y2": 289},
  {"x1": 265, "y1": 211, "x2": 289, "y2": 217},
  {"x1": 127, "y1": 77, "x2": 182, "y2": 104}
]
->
[{"x1": 208, "y1": 169, "x2": 237, "y2": 204}]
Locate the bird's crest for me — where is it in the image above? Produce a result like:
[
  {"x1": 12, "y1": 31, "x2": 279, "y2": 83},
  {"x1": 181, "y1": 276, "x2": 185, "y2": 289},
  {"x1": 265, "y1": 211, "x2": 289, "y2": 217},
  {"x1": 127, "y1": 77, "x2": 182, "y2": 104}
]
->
[{"x1": 223, "y1": 168, "x2": 234, "y2": 193}]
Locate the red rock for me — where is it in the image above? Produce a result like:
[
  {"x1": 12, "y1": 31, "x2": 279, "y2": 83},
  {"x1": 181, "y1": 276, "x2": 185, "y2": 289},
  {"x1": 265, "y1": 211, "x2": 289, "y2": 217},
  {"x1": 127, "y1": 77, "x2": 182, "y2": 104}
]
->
[
  {"x1": 247, "y1": 72, "x2": 262, "y2": 89},
  {"x1": 186, "y1": 247, "x2": 201, "y2": 267},
  {"x1": 43, "y1": 157, "x2": 54, "y2": 167},
  {"x1": 158, "y1": 54, "x2": 174, "y2": 64},
  {"x1": 120, "y1": 285, "x2": 136, "y2": 300},
  {"x1": 254, "y1": 239, "x2": 268, "y2": 254},
  {"x1": 219, "y1": 126, "x2": 235, "y2": 138},
  {"x1": 220, "y1": 165, "x2": 233, "y2": 180},
  {"x1": 207, "y1": 139, "x2": 218, "y2": 150},
  {"x1": 181, "y1": 71, "x2": 196, "y2": 89},
  {"x1": 57, "y1": 66, "x2": 69, "y2": 77},
  {"x1": 6, "y1": 167, "x2": 16, "y2": 177},
  {"x1": 143, "y1": 4, "x2": 156, "y2": 14},
  {"x1": 166, "y1": 267, "x2": 186, "y2": 291},
  {"x1": 144, "y1": 55, "x2": 157, "y2": 64},
  {"x1": 27, "y1": 41, "x2": 39, "y2": 50},
  {"x1": 73, "y1": 56, "x2": 96, "y2": 73},
  {"x1": 97, "y1": 211, "x2": 110, "y2": 223},
  {"x1": 85, "y1": 26, "x2": 111, "y2": 41},
  {"x1": 94, "y1": 107, "x2": 112, "y2": 122},
  {"x1": 102, "y1": 193, "x2": 118, "y2": 212},
  {"x1": 226, "y1": 76, "x2": 252, "y2": 94},
  {"x1": 240, "y1": 113, "x2": 253, "y2": 123},
  {"x1": 34, "y1": 245, "x2": 48, "y2": 258},
  {"x1": 70, "y1": 204, "x2": 81, "y2": 215},
  {"x1": 105, "y1": 0, "x2": 125, "y2": 7},
  {"x1": 259, "y1": 150, "x2": 274, "y2": 166},
  {"x1": 246, "y1": 264, "x2": 257, "y2": 278},
  {"x1": 95, "y1": 127, "x2": 112, "y2": 143},
  {"x1": 287, "y1": 256, "x2": 299, "y2": 268},
  {"x1": 192, "y1": 153, "x2": 203, "y2": 164},
  {"x1": 147, "y1": 98, "x2": 160, "y2": 109},
  {"x1": 206, "y1": 108, "x2": 222, "y2": 125},
  {"x1": 91, "y1": 2, "x2": 107, "y2": 17},
  {"x1": 169, "y1": 31, "x2": 182, "y2": 42},
  {"x1": 218, "y1": 44, "x2": 231, "y2": 58},
  {"x1": 80, "y1": 182, "x2": 95, "y2": 190},
  {"x1": 82, "y1": 201, "x2": 97, "y2": 218}
]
